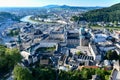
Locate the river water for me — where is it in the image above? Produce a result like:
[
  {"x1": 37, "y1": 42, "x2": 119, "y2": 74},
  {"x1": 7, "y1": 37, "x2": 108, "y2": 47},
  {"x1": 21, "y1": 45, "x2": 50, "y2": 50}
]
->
[{"x1": 20, "y1": 15, "x2": 39, "y2": 24}]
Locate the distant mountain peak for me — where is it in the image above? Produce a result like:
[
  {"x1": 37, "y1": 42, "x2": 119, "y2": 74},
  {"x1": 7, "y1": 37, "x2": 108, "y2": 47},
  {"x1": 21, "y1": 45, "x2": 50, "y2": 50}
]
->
[
  {"x1": 42, "y1": 5, "x2": 60, "y2": 8},
  {"x1": 61, "y1": 5, "x2": 69, "y2": 7}
]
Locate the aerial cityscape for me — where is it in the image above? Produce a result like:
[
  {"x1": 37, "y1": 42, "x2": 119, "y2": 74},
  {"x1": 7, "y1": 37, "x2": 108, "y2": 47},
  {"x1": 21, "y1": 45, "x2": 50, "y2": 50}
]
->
[{"x1": 0, "y1": 0, "x2": 120, "y2": 80}]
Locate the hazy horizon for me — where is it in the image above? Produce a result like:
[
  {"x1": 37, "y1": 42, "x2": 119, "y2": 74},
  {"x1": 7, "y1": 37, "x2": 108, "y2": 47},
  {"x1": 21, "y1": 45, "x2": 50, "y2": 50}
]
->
[{"x1": 0, "y1": 0, "x2": 119, "y2": 7}]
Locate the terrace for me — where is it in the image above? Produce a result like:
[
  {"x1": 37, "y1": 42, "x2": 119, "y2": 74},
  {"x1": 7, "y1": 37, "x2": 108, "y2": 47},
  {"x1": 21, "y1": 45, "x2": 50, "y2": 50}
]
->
[
  {"x1": 36, "y1": 46, "x2": 56, "y2": 53},
  {"x1": 30, "y1": 42, "x2": 58, "y2": 55}
]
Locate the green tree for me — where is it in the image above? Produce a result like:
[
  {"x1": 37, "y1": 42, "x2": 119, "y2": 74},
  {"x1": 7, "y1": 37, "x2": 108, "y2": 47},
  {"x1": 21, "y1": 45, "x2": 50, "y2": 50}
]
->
[
  {"x1": 76, "y1": 51, "x2": 84, "y2": 55},
  {"x1": 12, "y1": 66, "x2": 111, "y2": 80},
  {"x1": 0, "y1": 45, "x2": 6, "y2": 56},
  {"x1": 106, "y1": 50, "x2": 119, "y2": 60},
  {"x1": 13, "y1": 65, "x2": 33, "y2": 80},
  {"x1": 70, "y1": 16, "x2": 80, "y2": 21},
  {"x1": 32, "y1": 67, "x2": 56, "y2": 80},
  {"x1": 105, "y1": 75, "x2": 109, "y2": 80},
  {"x1": 59, "y1": 70, "x2": 70, "y2": 80},
  {"x1": 6, "y1": 48, "x2": 22, "y2": 64},
  {"x1": 9, "y1": 30, "x2": 19, "y2": 36},
  {"x1": 0, "y1": 45, "x2": 22, "y2": 77}
]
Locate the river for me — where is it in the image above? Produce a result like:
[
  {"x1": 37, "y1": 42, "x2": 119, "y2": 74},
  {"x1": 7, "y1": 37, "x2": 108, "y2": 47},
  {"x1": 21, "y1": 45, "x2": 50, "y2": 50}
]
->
[
  {"x1": 20, "y1": 15, "x2": 67, "y2": 24},
  {"x1": 20, "y1": 15, "x2": 39, "y2": 24}
]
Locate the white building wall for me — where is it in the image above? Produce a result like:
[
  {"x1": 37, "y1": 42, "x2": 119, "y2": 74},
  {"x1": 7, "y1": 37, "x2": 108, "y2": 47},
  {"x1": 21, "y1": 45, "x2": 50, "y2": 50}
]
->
[
  {"x1": 20, "y1": 51, "x2": 30, "y2": 60},
  {"x1": 89, "y1": 44, "x2": 101, "y2": 61},
  {"x1": 89, "y1": 44, "x2": 96, "y2": 60}
]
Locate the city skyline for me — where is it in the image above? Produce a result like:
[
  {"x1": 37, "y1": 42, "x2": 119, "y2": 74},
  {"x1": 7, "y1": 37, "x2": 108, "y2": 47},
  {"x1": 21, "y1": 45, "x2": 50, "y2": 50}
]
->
[{"x1": 0, "y1": 0, "x2": 120, "y2": 7}]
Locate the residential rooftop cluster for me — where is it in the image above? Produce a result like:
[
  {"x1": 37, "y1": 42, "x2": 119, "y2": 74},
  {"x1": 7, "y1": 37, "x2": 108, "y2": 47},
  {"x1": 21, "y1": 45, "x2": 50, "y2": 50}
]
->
[{"x1": 1, "y1": 20, "x2": 120, "y2": 80}]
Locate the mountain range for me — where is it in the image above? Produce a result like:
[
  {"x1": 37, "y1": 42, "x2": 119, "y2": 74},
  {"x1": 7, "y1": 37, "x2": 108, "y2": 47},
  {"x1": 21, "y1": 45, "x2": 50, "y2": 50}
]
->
[{"x1": 42, "y1": 5, "x2": 102, "y2": 10}]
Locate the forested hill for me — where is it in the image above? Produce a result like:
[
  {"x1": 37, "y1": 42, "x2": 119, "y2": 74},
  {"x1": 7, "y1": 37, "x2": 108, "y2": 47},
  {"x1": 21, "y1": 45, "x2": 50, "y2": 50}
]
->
[
  {"x1": 72, "y1": 3, "x2": 120, "y2": 22},
  {"x1": 0, "y1": 12, "x2": 19, "y2": 22}
]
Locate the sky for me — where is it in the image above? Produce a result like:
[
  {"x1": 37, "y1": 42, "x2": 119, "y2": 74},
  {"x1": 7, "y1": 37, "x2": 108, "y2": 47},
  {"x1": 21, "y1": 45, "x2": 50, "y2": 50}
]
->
[{"x1": 0, "y1": 0, "x2": 120, "y2": 7}]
